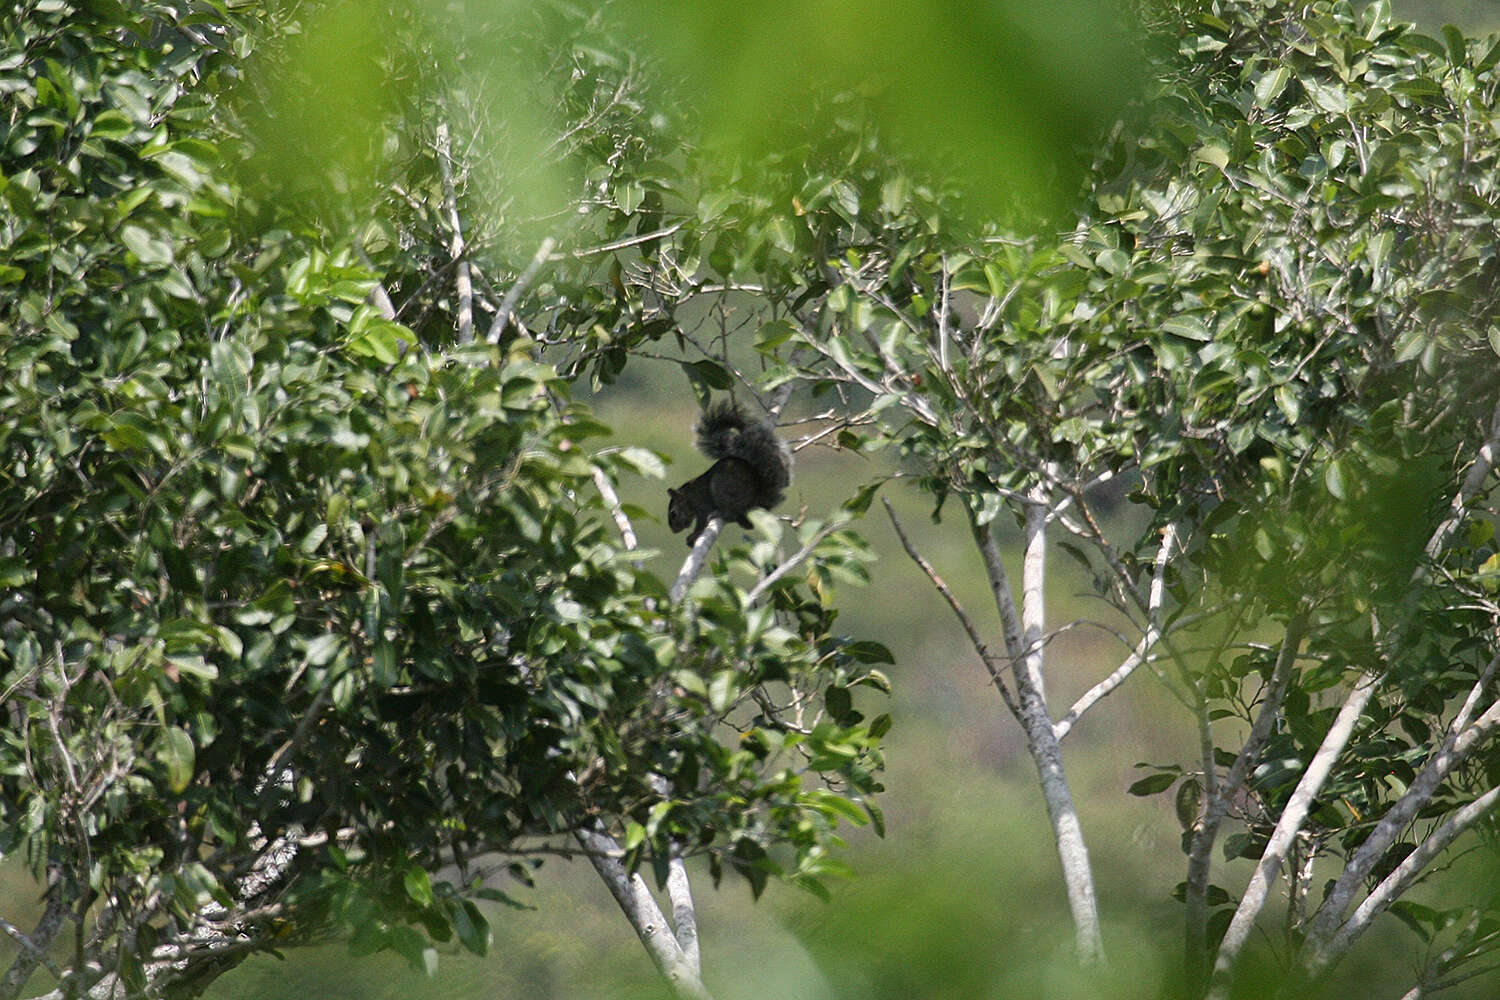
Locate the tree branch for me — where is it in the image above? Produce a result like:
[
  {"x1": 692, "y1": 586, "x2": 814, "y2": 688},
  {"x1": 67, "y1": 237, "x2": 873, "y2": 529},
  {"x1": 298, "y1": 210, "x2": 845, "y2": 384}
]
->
[
  {"x1": 972, "y1": 496, "x2": 1104, "y2": 964},
  {"x1": 1304, "y1": 655, "x2": 1500, "y2": 970},
  {"x1": 485, "y1": 237, "x2": 556, "y2": 345},
  {"x1": 1207, "y1": 669, "x2": 1382, "y2": 1000},
  {"x1": 1053, "y1": 522, "x2": 1178, "y2": 741},
  {"x1": 435, "y1": 121, "x2": 474, "y2": 344},
  {"x1": 1184, "y1": 612, "x2": 1307, "y2": 987},
  {"x1": 1313, "y1": 784, "x2": 1500, "y2": 977},
  {"x1": 0, "y1": 868, "x2": 66, "y2": 1000},
  {"x1": 1424, "y1": 397, "x2": 1500, "y2": 561},
  {"x1": 575, "y1": 828, "x2": 713, "y2": 1000},
  {"x1": 884, "y1": 499, "x2": 1019, "y2": 719},
  {"x1": 744, "y1": 519, "x2": 849, "y2": 607}
]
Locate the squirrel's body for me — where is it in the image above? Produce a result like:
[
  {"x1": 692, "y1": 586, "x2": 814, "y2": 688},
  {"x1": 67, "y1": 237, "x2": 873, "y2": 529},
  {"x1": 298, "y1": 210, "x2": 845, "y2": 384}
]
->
[{"x1": 668, "y1": 403, "x2": 790, "y2": 545}]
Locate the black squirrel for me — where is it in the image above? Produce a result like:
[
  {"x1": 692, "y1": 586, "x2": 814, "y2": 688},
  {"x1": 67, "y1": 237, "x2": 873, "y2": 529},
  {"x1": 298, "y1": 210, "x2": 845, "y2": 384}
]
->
[{"x1": 668, "y1": 402, "x2": 791, "y2": 545}]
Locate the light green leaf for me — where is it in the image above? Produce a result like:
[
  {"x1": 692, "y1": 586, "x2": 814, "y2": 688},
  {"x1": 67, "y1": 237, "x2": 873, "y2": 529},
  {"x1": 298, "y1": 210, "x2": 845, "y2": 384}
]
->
[{"x1": 159, "y1": 727, "x2": 195, "y2": 794}]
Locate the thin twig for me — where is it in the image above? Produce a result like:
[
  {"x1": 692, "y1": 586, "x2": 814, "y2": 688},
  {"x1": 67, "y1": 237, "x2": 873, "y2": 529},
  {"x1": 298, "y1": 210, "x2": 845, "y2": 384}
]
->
[
  {"x1": 884, "y1": 499, "x2": 1020, "y2": 719},
  {"x1": 553, "y1": 224, "x2": 683, "y2": 260},
  {"x1": 744, "y1": 520, "x2": 848, "y2": 606}
]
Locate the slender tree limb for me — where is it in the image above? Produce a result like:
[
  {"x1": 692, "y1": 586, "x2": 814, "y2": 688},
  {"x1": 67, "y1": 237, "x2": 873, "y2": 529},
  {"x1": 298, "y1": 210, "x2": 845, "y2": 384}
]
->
[
  {"x1": 592, "y1": 465, "x2": 639, "y2": 552},
  {"x1": 554, "y1": 223, "x2": 684, "y2": 260},
  {"x1": 1054, "y1": 523, "x2": 1177, "y2": 741},
  {"x1": 972, "y1": 496, "x2": 1104, "y2": 964},
  {"x1": 1312, "y1": 785, "x2": 1500, "y2": 978},
  {"x1": 486, "y1": 237, "x2": 557, "y2": 345},
  {"x1": 744, "y1": 519, "x2": 849, "y2": 606},
  {"x1": 575, "y1": 828, "x2": 714, "y2": 1000},
  {"x1": 1304, "y1": 658, "x2": 1500, "y2": 969},
  {"x1": 970, "y1": 518, "x2": 1028, "y2": 663},
  {"x1": 665, "y1": 860, "x2": 701, "y2": 977},
  {"x1": 592, "y1": 458, "x2": 704, "y2": 979},
  {"x1": 1185, "y1": 612, "x2": 1307, "y2": 987},
  {"x1": 1207, "y1": 669, "x2": 1382, "y2": 1000},
  {"x1": 669, "y1": 520, "x2": 723, "y2": 605},
  {"x1": 435, "y1": 122, "x2": 474, "y2": 344},
  {"x1": 1424, "y1": 398, "x2": 1500, "y2": 561},
  {"x1": 0, "y1": 870, "x2": 66, "y2": 999},
  {"x1": 884, "y1": 499, "x2": 1020, "y2": 720}
]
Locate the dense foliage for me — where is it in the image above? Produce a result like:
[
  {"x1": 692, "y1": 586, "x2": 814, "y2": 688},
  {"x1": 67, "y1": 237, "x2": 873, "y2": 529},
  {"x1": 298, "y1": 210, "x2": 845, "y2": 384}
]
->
[{"x1": 0, "y1": 4, "x2": 886, "y2": 997}]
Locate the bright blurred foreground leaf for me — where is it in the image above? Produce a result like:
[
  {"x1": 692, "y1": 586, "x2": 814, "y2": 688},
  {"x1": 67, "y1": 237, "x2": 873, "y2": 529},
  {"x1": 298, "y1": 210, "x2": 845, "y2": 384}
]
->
[{"x1": 611, "y1": 0, "x2": 1142, "y2": 220}]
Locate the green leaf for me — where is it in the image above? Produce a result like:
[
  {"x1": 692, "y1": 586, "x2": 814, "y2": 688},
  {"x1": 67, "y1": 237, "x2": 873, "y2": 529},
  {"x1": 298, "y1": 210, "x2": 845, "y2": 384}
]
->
[
  {"x1": 0, "y1": 556, "x2": 34, "y2": 587},
  {"x1": 403, "y1": 866, "x2": 434, "y2": 907},
  {"x1": 707, "y1": 670, "x2": 738, "y2": 714},
  {"x1": 682, "y1": 359, "x2": 732, "y2": 390},
  {"x1": 167, "y1": 655, "x2": 218, "y2": 682},
  {"x1": 120, "y1": 224, "x2": 174, "y2": 265},
  {"x1": 755, "y1": 318, "x2": 798, "y2": 351},
  {"x1": 844, "y1": 640, "x2": 894, "y2": 664},
  {"x1": 453, "y1": 900, "x2": 491, "y2": 956},
  {"x1": 1193, "y1": 143, "x2": 1229, "y2": 171},
  {"x1": 1161, "y1": 316, "x2": 1211, "y2": 342},
  {"x1": 159, "y1": 727, "x2": 195, "y2": 794},
  {"x1": 1127, "y1": 773, "x2": 1176, "y2": 796},
  {"x1": 1324, "y1": 457, "x2": 1348, "y2": 500},
  {"x1": 1254, "y1": 66, "x2": 1290, "y2": 106},
  {"x1": 809, "y1": 789, "x2": 870, "y2": 827},
  {"x1": 824, "y1": 684, "x2": 852, "y2": 722}
]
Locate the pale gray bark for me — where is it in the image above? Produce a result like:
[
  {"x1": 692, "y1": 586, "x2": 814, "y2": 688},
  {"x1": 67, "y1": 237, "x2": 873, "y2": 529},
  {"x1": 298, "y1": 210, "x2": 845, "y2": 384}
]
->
[
  {"x1": 1183, "y1": 613, "x2": 1306, "y2": 987},
  {"x1": 1206, "y1": 670, "x2": 1381, "y2": 1000},
  {"x1": 1308, "y1": 786, "x2": 1500, "y2": 978},
  {"x1": 1053, "y1": 523, "x2": 1177, "y2": 741},
  {"x1": 0, "y1": 867, "x2": 65, "y2": 1000},
  {"x1": 485, "y1": 237, "x2": 556, "y2": 345},
  {"x1": 1304, "y1": 654, "x2": 1500, "y2": 964},
  {"x1": 974, "y1": 497, "x2": 1104, "y2": 965},
  {"x1": 576, "y1": 828, "x2": 714, "y2": 1000},
  {"x1": 435, "y1": 121, "x2": 474, "y2": 344}
]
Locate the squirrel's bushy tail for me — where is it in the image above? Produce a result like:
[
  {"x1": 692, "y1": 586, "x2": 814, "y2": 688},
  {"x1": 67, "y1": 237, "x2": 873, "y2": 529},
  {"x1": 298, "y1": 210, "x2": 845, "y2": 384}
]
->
[{"x1": 694, "y1": 402, "x2": 791, "y2": 498}]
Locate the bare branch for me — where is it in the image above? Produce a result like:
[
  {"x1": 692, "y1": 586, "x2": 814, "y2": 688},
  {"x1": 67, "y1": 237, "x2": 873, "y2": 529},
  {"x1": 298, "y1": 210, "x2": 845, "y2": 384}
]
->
[
  {"x1": 1207, "y1": 669, "x2": 1383, "y2": 1000},
  {"x1": 486, "y1": 237, "x2": 557, "y2": 345},
  {"x1": 592, "y1": 464, "x2": 640, "y2": 552},
  {"x1": 574, "y1": 828, "x2": 714, "y2": 1000},
  {"x1": 668, "y1": 520, "x2": 723, "y2": 605},
  {"x1": 552, "y1": 223, "x2": 684, "y2": 261},
  {"x1": 1314, "y1": 785, "x2": 1500, "y2": 976},
  {"x1": 1021, "y1": 493, "x2": 1102, "y2": 963},
  {"x1": 1054, "y1": 523, "x2": 1178, "y2": 740},
  {"x1": 0, "y1": 873, "x2": 66, "y2": 999},
  {"x1": 664, "y1": 860, "x2": 701, "y2": 977},
  {"x1": 1305, "y1": 654, "x2": 1500, "y2": 967},
  {"x1": 1424, "y1": 398, "x2": 1500, "y2": 561},
  {"x1": 971, "y1": 497, "x2": 1104, "y2": 963},
  {"x1": 435, "y1": 121, "x2": 474, "y2": 344},
  {"x1": 970, "y1": 517, "x2": 1029, "y2": 664},
  {"x1": 744, "y1": 519, "x2": 849, "y2": 607},
  {"x1": 884, "y1": 499, "x2": 1019, "y2": 719}
]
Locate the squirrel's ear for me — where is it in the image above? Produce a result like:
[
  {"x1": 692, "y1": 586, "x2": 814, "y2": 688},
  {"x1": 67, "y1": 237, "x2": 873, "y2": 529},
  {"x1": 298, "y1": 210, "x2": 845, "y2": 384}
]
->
[{"x1": 668, "y1": 487, "x2": 680, "y2": 500}]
